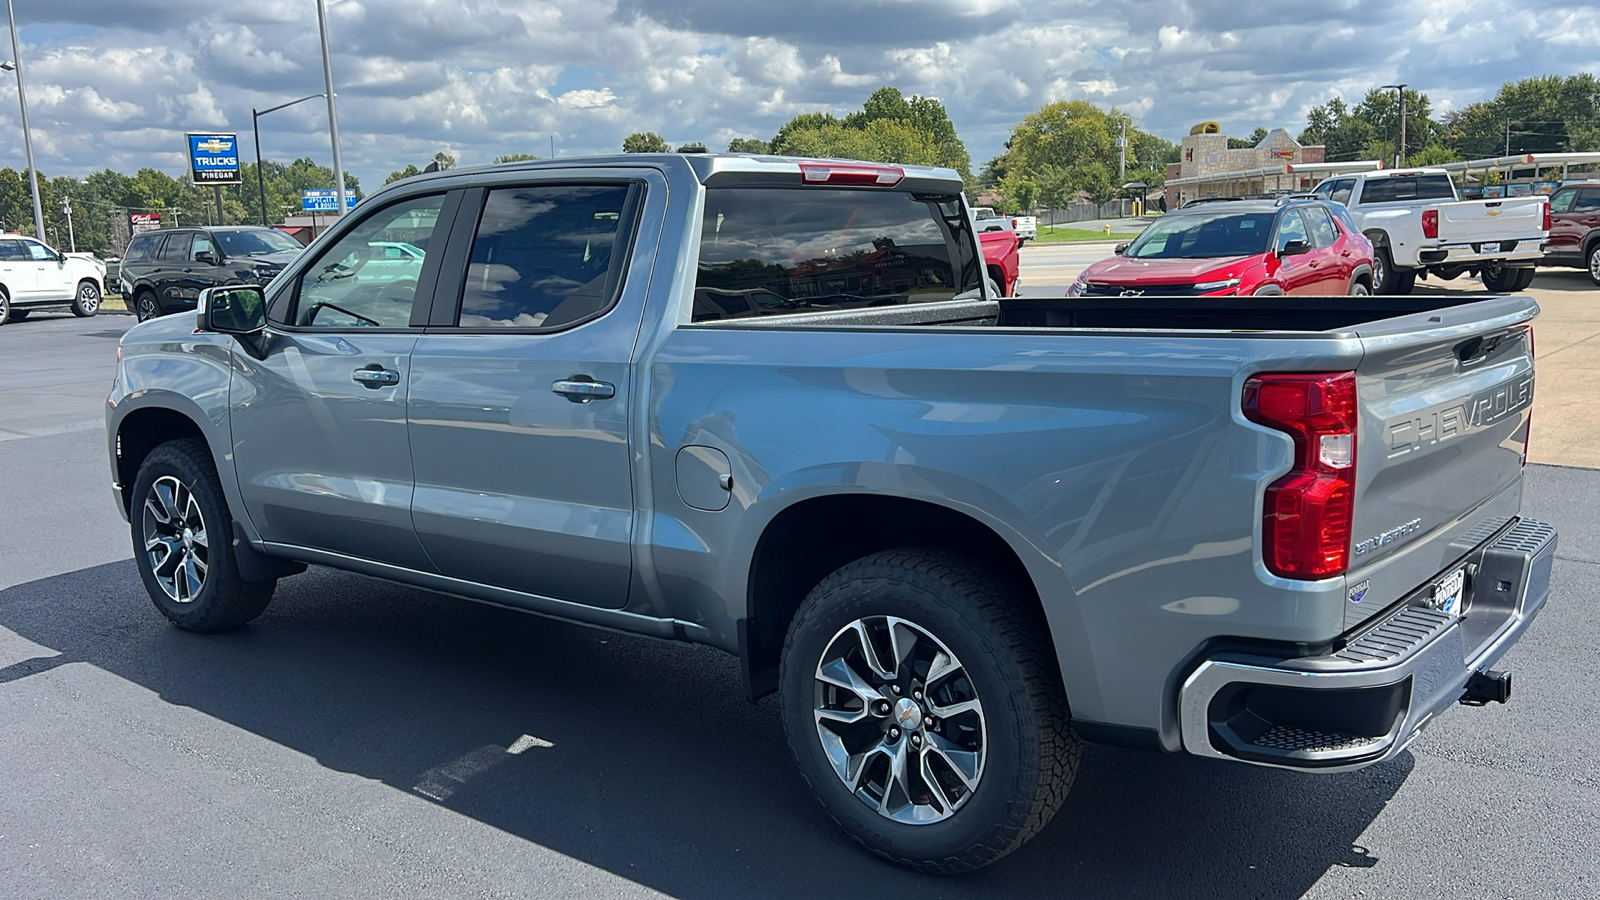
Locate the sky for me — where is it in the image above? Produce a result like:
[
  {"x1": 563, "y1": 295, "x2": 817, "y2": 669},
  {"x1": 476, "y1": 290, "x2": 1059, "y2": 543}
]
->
[{"x1": 0, "y1": 0, "x2": 1596, "y2": 191}]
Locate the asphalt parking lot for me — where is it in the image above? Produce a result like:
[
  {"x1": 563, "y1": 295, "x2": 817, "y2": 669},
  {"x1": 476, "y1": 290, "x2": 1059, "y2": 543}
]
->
[{"x1": 1, "y1": 283, "x2": 1596, "y2": 897}]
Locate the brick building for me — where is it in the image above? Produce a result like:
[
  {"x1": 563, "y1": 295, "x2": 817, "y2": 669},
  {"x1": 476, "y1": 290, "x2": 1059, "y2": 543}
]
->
[{"x1": 1163, "y1": 125, "x2": 1329, "y2": 209}]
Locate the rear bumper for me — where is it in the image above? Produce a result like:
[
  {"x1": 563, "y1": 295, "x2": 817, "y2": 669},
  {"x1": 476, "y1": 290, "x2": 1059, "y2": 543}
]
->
[
  {"x1": 1417, "y1": 240, "x2": 1545, "y2": 266},
  {"x1": 1179, "y1": 518, "x2": 1556, "y2": 771}
]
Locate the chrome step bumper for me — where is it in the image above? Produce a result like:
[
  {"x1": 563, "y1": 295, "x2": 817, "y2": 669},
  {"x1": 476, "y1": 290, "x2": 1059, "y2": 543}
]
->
[{"x1": 1179, "y1": 519, "x2": 1557, "y2": 771}]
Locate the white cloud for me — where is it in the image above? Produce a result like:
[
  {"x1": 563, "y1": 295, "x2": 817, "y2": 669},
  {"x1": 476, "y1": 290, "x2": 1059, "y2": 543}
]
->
[{"x1": 0, "y1": 0, "x2": 1588, "y2": 189}]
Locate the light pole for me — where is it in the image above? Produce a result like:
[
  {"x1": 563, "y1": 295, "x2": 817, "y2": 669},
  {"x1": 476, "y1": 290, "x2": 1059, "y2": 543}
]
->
[
  {"x1": 315, "y1": 0, "x2": 347, "y2": 216},
  {"x1": 2, "y1": 2, "x2": 44, "y2": 243},
  {"x1": 252, "y1": 93, "x2": 326, "y2": 226},
  {"x1": 1380, "y1": 83, "x2": 1407, "y2": 168}
]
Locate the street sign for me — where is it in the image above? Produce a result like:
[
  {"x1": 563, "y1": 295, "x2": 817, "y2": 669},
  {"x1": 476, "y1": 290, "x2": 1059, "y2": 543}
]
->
[
  {"x1": 301, "y1": 189, "x2": 358, "y2": 212},
  {"x1": 186, "y1": 133, "x2": 242, "y2": 185}
]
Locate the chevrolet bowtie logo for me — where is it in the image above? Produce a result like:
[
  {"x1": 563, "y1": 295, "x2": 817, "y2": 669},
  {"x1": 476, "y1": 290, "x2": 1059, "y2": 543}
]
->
[{"x1": 196, "y1": 138, "x2": 231, "y2": 153}]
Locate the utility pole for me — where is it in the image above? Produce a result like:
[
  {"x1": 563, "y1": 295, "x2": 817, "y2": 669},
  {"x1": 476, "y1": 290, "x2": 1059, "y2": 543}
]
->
[
  {"x1": 61, "y1": 195, "x2": 73, "y2": 252},
  {"x1": 1397, "y1": 90, "x2": 1407, "y2": 167},
  {"x1": 1505, "y1": 120, "x2": 1512, "y2": 156},
  {"x1": 4, "y1": 1, "x2": 44, "y2": 243},
  {"x1": 316, "y1": 0, "x2": 347, "y2": 216},
  {"x1": 1118, "y1": 117, "x2": 1127, "y2": 182}
]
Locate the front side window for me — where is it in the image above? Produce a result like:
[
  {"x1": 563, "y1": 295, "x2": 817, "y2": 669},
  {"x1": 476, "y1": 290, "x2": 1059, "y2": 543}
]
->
[
  {"x1": 457, "y1": 184, "x2": 633, "y2": 329},
  {"x1": 694, "y1": 187, "x2": 981, "y2": 321},
  {"x1": 22, "y1": 240, "x2": 53, "y2": 261},
  {"x1": 292, "y1": 194, "x2": 445, "y2": 328},
  {"x1": 1550, "y1": 190, "x2": 1577, "y2": 213},
  {"x1": 1124, "y1": 211, "x2": 1275, "y2": 259},
  {"x1": 191, "y1": 234, "x2": 216, "y2": 260},
  {"x1": 1275, "y1": 210, "x2": 1311, "y2": 252}
]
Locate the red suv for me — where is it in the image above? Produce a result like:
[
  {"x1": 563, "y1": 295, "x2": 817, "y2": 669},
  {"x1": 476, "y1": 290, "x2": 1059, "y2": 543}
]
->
[
  {"x1": 1543, "y1": 182, "x2": 1600, "y2": 284},
  {"x1": 1068, "y1": 198, "x2": 1375, "y2": 297}
]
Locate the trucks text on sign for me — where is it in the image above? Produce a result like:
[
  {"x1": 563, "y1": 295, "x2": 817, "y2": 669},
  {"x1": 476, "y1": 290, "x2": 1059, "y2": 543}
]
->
[{"x1": 187, "y1": 133, "x2": 241, "y2": 185}]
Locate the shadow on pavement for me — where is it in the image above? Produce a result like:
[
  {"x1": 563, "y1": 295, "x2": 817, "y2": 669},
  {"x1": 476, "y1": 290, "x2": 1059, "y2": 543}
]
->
[{"x1": 0, "y1": 561, "x2": 1409, "y2": 898}]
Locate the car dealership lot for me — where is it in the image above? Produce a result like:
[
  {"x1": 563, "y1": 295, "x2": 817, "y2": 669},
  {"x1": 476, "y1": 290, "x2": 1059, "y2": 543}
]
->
[{"x1": 0, "y1": 295, "x2": 1596, "y2": 897}]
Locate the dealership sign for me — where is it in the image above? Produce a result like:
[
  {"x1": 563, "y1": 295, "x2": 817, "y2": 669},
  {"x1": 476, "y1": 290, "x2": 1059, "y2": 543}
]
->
[
  {"x1": 302, "y1": 189, "x2": 357, "y2": 212},
  {"x1": 187, "y1": 133, "x2": 242, "y2": 185},
  {"x1": 129, "y1": 212, "x2": 161, "y2": 234}
]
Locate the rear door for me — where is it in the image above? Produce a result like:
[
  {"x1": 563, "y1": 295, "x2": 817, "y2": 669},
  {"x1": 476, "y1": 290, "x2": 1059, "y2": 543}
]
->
[
  {"x1": 406, "y1": 174, "x2": 653, "y2": 609},
  {"x1": 1302, "y1": 205, "x2": 1349, "y2": 292},
  {"x1": 1345, "y1": 303, "x2": 1535, "y2": 628},
  {"x1": 153, "y1": 232, "x2": 194, "y2": 310},
  {"x1": 1545, "y1": 188, "x2": 1581, "y2": 258},
  {"x1": 0, "y1": 239, "x2": 34, "y2": 301}
]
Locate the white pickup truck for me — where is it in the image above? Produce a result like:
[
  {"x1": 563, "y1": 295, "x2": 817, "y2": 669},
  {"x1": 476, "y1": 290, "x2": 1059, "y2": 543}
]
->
[
  {"x1": 1311, "y1": 169, "x2": 1547, "y2": 294},
  {"x1": 973, "y1": 207, "x2": 1037, "y2": 242}
]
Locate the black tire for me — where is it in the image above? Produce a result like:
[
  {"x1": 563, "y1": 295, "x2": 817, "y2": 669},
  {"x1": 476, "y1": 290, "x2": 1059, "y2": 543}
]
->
[
  {"x1": 129, "y1": 438, "x2": 275, "y2": 631},
  {"x1": 1587, "y1": 242, "x2": 1600, "y2": 286},
  {"x1": 1348, "y1": 278, "x2": 1371, "y2": 296},
  {"x1": 71, "y1": 279, "x2": 101, "y2": 317},
  {"x1": 0, "y1": 288, "x2": 9, "y2": 326},
  {"x1": 134, "y1": 290, "x2": 160, "y2": 322},
  {"x1": 1481, "y1": 265, "x2": 1531, "y2": 293},
  {"x1": 1396, "y1": 270, "x2": 1417, "y2": 294},
  {"x1": 7, "y1": 309, "x2": 26, "y2": 321},
  {"x1": 1371, "y1": 246, "x2": 1397, "y2": 293},
  {"x1": 780, "y1": 548, "x2": 1079, "y2": 874}
]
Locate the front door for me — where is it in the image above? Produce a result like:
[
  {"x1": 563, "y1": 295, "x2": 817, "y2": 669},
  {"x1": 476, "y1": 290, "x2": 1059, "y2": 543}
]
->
[
  {"x1": 229, "y1": 192, "x2": 456, "y2": 570},
  {"x1": 153, "y1": 232, "x2": 195, "y2": 311},
  {"x1": 407, "y1": 180, "x2": 645, "y2": 608},
  {"x1": 1272, "y1": 209, "x2": 1324, "y2": 294}
]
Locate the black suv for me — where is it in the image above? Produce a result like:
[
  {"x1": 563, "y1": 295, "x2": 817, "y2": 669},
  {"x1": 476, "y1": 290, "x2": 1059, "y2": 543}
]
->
[{"x1": 119, "y1": 226, "x2": 304, "y2": 321}]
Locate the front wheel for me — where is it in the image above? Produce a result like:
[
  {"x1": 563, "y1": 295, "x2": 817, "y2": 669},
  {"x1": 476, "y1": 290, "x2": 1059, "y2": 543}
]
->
[
  {"x1": 134, "y1": 290, "x2": 159, "y2": 322},
  {"x1": 71, "y1": 279, "x2": 101, "y2": 317},
  {"x1": 780, "y1": 548, "x2": 1079, "y2": 873},
  {"x1": 130, "y1": 438, "x2": 276, "y2": 631},
  {"x1": 1587, "y1": 243, "x2": 1600, "y2": 285}
]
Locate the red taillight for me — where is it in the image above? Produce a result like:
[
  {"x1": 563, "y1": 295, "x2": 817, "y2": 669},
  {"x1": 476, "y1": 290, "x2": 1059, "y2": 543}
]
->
[
  {"x1": 798, "y1": 163, "x2": 904, "y2": 187},
  {"x1": 1422, "y1": 209, "x2": 1438, "y2": 239},
  {"x1": 1011, "y1": 218, "x2": 1019, "y2": 228},
  {"x1": 1243, "y1": 372, "x2": 1359, "y2": 579},
  {"x1": 1542, "y1": 200, "x2": 1551, "y2": 233}
]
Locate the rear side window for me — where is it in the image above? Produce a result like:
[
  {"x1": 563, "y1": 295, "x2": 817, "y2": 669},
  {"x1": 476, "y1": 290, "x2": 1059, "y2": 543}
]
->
[
  {"x1": 1328, "y1": 180, "x2": 1355, "y2": 206},
  {"x1": 1357, "y1": 175, "x2": 1456, "y2": 204},
  {"x1": 0, "y1": 239, "x2": 24, "y2": 261},
  {"x1": 123, "y1": 234, "x2": 157, "y2": 262},
  {"x1": 457, "y1": 184, "x2": 634, "y2": 329},
  {"x1": 693, "y1": 187, "x2": 981, "y2": 321},
  {"x1": 157, "y1": 233, "x2": 192, "y2": 261},
  {"x1": 1305, "y1": 206, "x2": 1341, "y2": 247}
]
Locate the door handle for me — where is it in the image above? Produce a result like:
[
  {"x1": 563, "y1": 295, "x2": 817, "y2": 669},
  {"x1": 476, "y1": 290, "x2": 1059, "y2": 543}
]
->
[
  {"x1": 552, "y1": 377, "x2": 615, "y2": 403},
  {"x1": 352, "y1": 366, "x2": 401, "y2": 388},
  {"x1": 1341, "y1": 250, "x2": 1353, "y2": 256}
]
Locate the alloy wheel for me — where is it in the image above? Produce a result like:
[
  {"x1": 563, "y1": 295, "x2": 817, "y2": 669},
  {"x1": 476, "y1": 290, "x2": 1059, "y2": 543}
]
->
[
  {"x1": 141, "y1": 475, "x2": 209, "y2": 604},
  {"x1": 1589, "y1": 246, "x2": 1600, "y2": 283},
  {"x1": 1373, "y1": 252, "x2": 1387, "y2": 292},
  {"x1": 813, "y1": 615, "x2": 987, "y2": 825},
  {"x1": 137, "y1": 294, "x2": 157, "y2": 321},
  {"x1": 77, "y1": 282, "x2": 101, "y2": 312}
]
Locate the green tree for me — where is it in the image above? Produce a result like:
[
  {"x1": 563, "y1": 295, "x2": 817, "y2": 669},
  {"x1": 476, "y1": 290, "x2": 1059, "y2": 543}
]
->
[
  {"x1": 492, "y1": 153, "x2": 540, "y2": 163},
  {"x1": 1301, "y1": 88, "x2": 1441, "y2": 163},
  {"x1": 622, "y1": 132, "x2": 671, "y2": 153},
  {"x1": 1228, "y1": 127, "x2": 1270, "y2": 149},
  {"x1": 996, "y1": 100, "x2": 1160, "y2": 203},
  {"x1": 766, "y1": 87, "x2": 972, "y2": 177},
  {"x1": 431, "y1": 151, "x2": 457, "y2": 171},
  {"x1": 1407, "y1": 145, "x2": 1463, "y2": 166},
  {"x1": 727, "y1": 138, "x2": 769, "y2": 153},
  {"x1": 385, "y1": 164, "x2": 422, "y2": 185},
  {"x1": 1443, "y1": 74, "x2": 1600, "y2": 157},
  {"x1": 675, "y1": 143, "x2": 707, "y2": 152}
]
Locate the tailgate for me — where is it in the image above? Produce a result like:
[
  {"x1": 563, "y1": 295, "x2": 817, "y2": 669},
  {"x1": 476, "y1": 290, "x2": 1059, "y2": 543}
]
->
[
  {"x1": 1436, "y1": 198, "x2": 1546, "y2": 244},
  {"x1": 1345, "y1": 299, "x2": 1537, "y2": 628}
]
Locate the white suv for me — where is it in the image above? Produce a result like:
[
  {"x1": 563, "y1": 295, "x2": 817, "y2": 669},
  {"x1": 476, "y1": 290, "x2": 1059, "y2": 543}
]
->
[{"x1": 0, "y1": 234, "x2": 107, "y2": 325}]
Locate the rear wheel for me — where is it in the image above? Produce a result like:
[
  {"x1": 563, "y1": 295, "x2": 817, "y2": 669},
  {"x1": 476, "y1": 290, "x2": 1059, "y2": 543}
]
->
[
  {"x1": 130, "y1": 438, "x2": 276, "y2": 631},
  {"x1": 1348, "y1": 279, "x2": 1371, "y2": 296},
  {"x1": 1372, "y1": 247, "x2": 1405, "y2": 293},
  {"x1": 0, "y1": 289, "x2": 10, "y2": 326},
  {"x1": 1482, "y1": 264, "x2": 1533, "y2": 293},
  {"x1": 780, "y1": 548, "x2": 1079, "y2": 873},
  {"x1": 71, "y1": 280, "x2": 101, "y2": 317},
  {"x1": 1587, "y1": 243, "x2": 1600, "y2": 285}
]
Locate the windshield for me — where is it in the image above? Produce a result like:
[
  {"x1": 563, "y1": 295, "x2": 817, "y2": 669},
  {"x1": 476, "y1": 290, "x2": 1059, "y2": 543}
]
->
[
  {"x1": 214, "y1": 229, "x2": 304, "y2": 257},
  {"x1": 1123, "y1": 211, "x2": 1275, "y2": 259}
]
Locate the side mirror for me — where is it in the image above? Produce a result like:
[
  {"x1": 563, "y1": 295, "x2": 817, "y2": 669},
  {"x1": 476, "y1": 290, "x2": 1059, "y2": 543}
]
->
[
  {"x1": 1279, "y1": 238, "x2": 1312, "y2": 257},
  {"x1": 197, "y1": 285, "x2": 267, "y2": 335},
  {"x1": 194, "y1": 251, "x2": 218, "y2": 265},
  {"x1": 1113, "y1": 242, "x2": 1132, "y2": 256}
]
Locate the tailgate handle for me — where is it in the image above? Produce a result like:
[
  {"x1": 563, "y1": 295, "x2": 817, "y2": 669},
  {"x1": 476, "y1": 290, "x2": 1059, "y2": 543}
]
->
[{"x1": 1455, "y1": 332, "x2": 1508, "y2": 365}]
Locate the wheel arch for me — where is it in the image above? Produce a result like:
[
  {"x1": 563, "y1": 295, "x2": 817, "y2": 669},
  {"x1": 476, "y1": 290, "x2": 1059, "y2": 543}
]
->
[
  {"x1": 1348, "y1": 263, "x2": 1374, "y2": 290},
  {"x1": 741, "y1": 492, "x2": 1069, "y2": 704},
  {"x1": 1362, "y1": 228, "x2": 1391, "y2": 249},
  {"x1": 113, "y1": 405, "x2": 209, "y2": 518}
]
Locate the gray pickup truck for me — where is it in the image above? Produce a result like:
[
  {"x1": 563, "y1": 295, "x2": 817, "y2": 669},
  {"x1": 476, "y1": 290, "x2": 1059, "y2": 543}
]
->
[{"x1": 106, "y1": 154, "x2": 1555, "y2": 873}]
